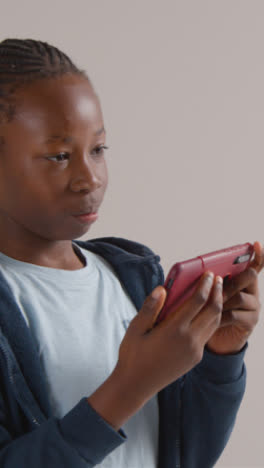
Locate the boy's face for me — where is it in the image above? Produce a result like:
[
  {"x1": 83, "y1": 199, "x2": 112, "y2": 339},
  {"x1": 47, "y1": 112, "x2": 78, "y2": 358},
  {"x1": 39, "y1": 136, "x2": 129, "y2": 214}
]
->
[{"x1": 0, "y1": 74, "x2": 108, "y2": 246}]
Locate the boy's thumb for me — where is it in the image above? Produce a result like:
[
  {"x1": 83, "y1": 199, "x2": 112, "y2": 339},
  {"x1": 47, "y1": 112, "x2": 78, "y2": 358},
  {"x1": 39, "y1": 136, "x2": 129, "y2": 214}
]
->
[{"x1": 138, "y1": 286, "x2": 167, "y2": 331}]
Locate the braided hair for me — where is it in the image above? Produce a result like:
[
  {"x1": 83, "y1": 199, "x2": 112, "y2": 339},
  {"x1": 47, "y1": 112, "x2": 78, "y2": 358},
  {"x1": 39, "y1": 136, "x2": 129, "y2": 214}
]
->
[{"x1": 0, "y1": 38, "x2": 89, "y2": 123}]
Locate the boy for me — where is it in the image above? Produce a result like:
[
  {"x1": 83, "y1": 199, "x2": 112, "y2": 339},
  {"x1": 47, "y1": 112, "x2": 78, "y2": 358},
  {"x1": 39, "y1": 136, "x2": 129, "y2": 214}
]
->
[{"x1": 0, "y1": 38, "x2": 262, "y2": 467}]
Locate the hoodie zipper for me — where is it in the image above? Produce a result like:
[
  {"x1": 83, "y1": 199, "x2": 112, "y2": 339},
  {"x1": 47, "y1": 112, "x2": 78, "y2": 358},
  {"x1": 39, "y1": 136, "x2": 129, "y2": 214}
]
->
[
  {"x1": 175, "y1": 401, "x2": 181, "y2": 468},
  {"x1": 175, "y1": 377, "x2": 185, "y2": 468},
  {"x1": 0, "y1": 341, "x2": 40, "y2": 427}
]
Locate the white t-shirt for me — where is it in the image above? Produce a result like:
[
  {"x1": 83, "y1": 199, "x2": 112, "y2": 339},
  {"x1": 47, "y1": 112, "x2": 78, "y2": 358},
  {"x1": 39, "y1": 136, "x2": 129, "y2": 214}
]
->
[{"x1": 0, "y1": 241, "x2": 159, "y2": 467}]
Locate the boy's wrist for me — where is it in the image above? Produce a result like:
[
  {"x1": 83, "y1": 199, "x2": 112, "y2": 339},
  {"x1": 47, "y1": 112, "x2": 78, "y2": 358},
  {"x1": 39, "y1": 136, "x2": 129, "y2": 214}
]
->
[{"x1": 87, "y1": 366, "x2": 148, "y2": 431}]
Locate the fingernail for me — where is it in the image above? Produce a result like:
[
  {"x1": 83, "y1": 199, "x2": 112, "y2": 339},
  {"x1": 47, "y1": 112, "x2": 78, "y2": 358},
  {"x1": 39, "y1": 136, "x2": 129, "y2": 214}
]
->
[
  {"x1": 216, "y1": 276, "x2": 223, "y2": 288},
  {"x1": 151, "y1": 288, "x2": 161, "y2": 300},
  {"x1": 205, "y1": 272, "x2": 214, "y2": 283}
]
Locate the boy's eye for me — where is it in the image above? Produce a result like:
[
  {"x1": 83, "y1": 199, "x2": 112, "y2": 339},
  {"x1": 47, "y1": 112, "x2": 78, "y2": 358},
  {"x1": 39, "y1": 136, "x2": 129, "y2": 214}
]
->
[
  {"x1": 46, "y1": 146, "x2": 109, "y2": 163},
  {"x1": 92, "y1": 145, "x2": 109, "y2": 156},
  {"x1": 47, "y1": 153, "x2": 69, "y2": 163}
]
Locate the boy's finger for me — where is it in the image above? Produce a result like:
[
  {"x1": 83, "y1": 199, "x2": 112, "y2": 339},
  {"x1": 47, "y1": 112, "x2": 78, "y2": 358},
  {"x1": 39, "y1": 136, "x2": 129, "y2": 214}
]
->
[
  {"x1": 191, "y1": 276, "x2": 223, "y2": 338},
  {"x1": 155, "y1": 272, "x2": 215, "y2": 328},
  {"x1": 223, "y1": 291, "x2": 258, "y2": 312},
  {"x1": 250, "y1": 241, "x2": 264, "y2": 273},
  {"x1": 174, "y1": 272, "x2": 215, "y2": 323},
  {"x1": 223, "y1": 267, "x2": 258, "y2": 301},
  {"x1": 135, "y1": 286, "x2": 167, "y2": 333}
]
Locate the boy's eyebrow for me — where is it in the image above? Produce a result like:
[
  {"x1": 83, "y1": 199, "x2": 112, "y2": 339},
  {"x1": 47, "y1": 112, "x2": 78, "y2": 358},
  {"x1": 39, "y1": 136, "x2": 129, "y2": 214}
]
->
[{"x1": 44, "y1": 127, "x2": 106, "y2": 144}]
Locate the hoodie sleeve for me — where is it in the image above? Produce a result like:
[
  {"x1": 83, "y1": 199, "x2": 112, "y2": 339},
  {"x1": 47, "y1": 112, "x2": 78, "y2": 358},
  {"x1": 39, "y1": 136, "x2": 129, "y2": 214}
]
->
[
  {"x1": 0, "y1": 397, "x2": 126, "y2": 467},
  {"x1": 180, "y1": 342, "x2": 247, "y2": 468}
]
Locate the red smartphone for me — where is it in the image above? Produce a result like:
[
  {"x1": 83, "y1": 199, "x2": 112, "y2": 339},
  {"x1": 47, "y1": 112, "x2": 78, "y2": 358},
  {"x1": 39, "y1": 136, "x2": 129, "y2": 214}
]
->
[{"x1": 155, "y1": 242, "x2": 254, "y2": 325}]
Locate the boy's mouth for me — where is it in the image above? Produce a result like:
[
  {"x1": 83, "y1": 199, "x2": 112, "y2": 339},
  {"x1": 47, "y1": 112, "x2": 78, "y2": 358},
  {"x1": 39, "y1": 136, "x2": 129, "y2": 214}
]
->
[{"x1": 73, "y1": 212, "x2": 98, "y2": 223}]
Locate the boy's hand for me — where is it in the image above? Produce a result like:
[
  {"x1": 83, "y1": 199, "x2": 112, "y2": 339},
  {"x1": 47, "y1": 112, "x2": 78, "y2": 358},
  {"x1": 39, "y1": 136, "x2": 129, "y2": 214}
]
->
[
  {"x1": 206, "y1": 241, "x2": 263, "y2": 355},
  {"x1": 88, "y1": 272, "x2": 224, "y2": 430},
  {"x1": 88, "y1": 242, "x2": 263, "y2": 431},
  {"x1": 114, "y1": 272, "x2": 224, "y2": 405}
]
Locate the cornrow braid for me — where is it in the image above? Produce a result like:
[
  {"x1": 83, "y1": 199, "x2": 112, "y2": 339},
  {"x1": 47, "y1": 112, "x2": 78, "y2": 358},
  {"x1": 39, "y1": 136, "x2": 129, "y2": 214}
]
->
[{"x1": 0, "y1": 38, "x2": 89, "y2": 123}]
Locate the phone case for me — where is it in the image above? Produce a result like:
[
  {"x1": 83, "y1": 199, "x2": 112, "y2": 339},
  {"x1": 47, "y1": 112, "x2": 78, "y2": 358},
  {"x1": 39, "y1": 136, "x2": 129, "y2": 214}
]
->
[{"x1": 155, "y1": 242, "x2": 254, "y2": 324}]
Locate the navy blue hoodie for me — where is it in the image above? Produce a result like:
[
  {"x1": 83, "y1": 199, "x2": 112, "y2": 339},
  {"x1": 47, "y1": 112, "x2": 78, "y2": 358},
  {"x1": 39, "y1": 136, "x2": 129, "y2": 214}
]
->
[{"x1": 0, "y1": 237, "x2": 247, "y2": 467}]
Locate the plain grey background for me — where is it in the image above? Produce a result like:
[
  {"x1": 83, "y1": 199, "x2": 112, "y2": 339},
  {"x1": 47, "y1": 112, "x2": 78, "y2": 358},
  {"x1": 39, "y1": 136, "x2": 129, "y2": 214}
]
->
[{"x1": 1, "y1": 1, "x2": 264, "y2": 466}]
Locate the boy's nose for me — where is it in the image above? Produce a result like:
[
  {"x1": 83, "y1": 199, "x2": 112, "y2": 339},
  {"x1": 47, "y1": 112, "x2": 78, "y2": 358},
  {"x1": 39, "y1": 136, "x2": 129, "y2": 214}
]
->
[{"x1": 70, "y1": 159, "x2": 102, "y2": 193}]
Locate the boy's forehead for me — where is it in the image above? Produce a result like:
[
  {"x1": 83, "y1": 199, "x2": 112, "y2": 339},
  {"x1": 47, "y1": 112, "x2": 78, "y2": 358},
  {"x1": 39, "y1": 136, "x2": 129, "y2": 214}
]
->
[{"x1": 11, "y1": 75, "x2": 103, "y2": 136}]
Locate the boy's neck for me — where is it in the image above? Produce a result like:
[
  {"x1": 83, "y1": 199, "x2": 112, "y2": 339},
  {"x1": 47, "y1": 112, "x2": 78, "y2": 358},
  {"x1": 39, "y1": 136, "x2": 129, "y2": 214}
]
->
[
  {"x1": 0, "y1": 238, "x2": 86, "y2": 270},
  {"x1": 0, "y1": 215, "x2": 88, "y2": 270}
]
